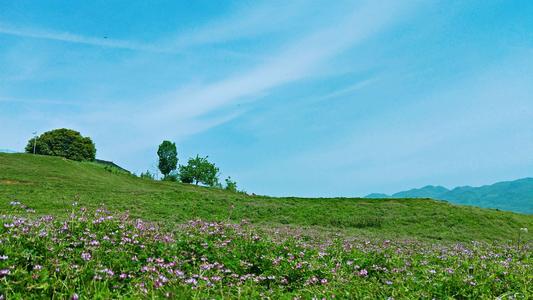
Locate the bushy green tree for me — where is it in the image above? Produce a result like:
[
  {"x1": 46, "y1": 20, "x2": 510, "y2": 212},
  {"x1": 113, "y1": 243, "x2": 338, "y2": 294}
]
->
[
  {"x1": 25, "y1": 128, "x2": 96, "y2": 161},
  {"x1": 224, "y1": 176, "x2": 238, "y2": 192},
  {"x1": 179, "y1": 155, "x2": 219, "y2": 186},
  {"x1": 157, "y1": 141, "x2": 178, "y2": 178}
]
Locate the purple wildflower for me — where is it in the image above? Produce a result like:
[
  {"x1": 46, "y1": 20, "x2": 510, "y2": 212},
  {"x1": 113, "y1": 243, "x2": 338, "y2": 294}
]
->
[{"x1": 81, "y1": 252, "x2": 91, "y2": 261}]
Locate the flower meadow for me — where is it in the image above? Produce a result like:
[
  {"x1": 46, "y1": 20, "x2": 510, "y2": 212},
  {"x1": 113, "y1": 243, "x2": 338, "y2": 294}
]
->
[{"x1": 0, "y1": 204, "x2": 531, "y2": 299}]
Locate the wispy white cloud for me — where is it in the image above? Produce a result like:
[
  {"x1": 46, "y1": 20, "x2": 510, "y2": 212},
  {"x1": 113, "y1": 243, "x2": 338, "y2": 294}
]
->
[
  {"x1": 0, "y1": 1, "x2": 307, "y2": 53},
  {"x1": 0, "y1": 23, "x2": 167, "y2": 53},
  {"x1": 313, "y1": 78, "x2": 379, "y2": 103},
  {"x1": 0, "y1": 96, "x2": 93, "y2": 106},
  {"x1": 151, "y1": 1, "x2": 414, "y2": 122},
  {"x1": 159, "y1": 1, "x2": 309, "y2": 49}
]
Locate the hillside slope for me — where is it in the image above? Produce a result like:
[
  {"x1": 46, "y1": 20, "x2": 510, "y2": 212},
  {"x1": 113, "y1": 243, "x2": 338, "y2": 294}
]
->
[{"x1": 1, "y1": 153, "x2": 532, "y2": 242}]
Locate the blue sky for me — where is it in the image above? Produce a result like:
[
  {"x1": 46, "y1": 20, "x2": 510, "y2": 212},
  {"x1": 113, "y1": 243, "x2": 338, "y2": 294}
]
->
[{"x1": 1, "y1": 0, "x2": 532, "y2": 196}]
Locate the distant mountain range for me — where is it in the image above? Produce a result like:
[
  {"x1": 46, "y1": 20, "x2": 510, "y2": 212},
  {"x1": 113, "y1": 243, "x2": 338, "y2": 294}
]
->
[{"x1": 365, "y1": 178, "x2": 533, "y2": 214}]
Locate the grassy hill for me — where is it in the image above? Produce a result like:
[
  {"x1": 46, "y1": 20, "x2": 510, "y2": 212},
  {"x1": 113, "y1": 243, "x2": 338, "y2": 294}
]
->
[
  {"x1": 1, "y1": 153, "x2": 531, "y2": 243},
  {"x1": 1, "y1": 153, "x2": 532, "y2": 298}
]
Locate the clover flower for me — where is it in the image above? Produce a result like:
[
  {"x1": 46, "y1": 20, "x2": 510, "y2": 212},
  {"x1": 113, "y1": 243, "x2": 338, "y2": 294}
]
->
[{"x1": 81, "y1": 252, "x2": 92, "y2": 261}]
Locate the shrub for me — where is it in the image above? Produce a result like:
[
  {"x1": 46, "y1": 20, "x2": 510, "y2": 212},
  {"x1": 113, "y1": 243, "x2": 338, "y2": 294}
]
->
[
  {"x1": 162, "y1": 173, "x2": 178, "y2": 182},
  {"x1": 139, "y1": 170, "x2": 155, "y2": 180},
  {"x1": 25, "y1": 128, "x2": 96, "y2": 161},
  {"x1": 225, "y1": 176, "x2": 238, "y2": 192},
  {"x1": 103, "y1": 166, "x2": 122, "y2": 175}
]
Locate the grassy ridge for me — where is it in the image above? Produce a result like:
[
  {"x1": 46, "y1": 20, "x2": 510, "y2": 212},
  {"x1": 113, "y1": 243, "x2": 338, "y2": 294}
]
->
[{"x1": 1, "y1": 153, "x2": 532, "y2": 242}]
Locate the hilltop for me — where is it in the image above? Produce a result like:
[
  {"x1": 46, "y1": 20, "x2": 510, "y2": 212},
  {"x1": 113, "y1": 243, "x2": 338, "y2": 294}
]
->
[
  {"x1": 1, "y1": 153, "x2": 531, "y2": 242},
  {"x1": 365, "y1": 179, "x2": 533, "y2": 214}
]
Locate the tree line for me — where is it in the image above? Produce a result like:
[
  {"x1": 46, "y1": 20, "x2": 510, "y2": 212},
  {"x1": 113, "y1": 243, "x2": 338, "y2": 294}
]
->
[
  {"x1": 151, "y1": 140, "x2": 238, "y2": 192},
  {"x1": 25, "y1": 129, "x2": 241, "y2": 193}
]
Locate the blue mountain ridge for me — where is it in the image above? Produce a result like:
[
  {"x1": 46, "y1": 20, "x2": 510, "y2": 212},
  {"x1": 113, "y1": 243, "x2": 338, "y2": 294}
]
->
[{"x1": 365, "y1": 178, "x2": 533, "y2": 214}]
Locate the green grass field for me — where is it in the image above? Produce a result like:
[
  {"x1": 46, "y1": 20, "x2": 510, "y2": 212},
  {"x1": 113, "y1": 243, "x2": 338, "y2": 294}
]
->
[
  {"x1": 1, "y1": 153, "x2": 532, "y2": 299},
  {"x1": 1, "y1": 153, "x2": 531, "y2": 243}
]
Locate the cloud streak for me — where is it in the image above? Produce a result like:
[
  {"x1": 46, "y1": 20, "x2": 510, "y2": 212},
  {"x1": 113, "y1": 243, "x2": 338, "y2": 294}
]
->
[
  {"x1": 0, "y1": 96, "x2": 103, "y2": 107},
  {"x1": 313, "y1": 78, "x2": 379, "y2": 103},
  {"x1": 0, "y1": 23, "x2": 167, "y2": 53},
  {"x1": 0, "y1": 1, "x2": 307, "y2": 54},
  {"x1": 152, "y1": 1, "x2": 413, "y2": 122},
  {"x1": 161, "y1": 1, "x2": 304, "y2": 49}
]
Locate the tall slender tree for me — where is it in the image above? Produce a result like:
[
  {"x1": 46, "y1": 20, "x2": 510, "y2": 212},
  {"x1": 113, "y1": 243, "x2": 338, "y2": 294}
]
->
[{"x1": 157, "y1": 141, "x2": 178, "y2": 178}]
